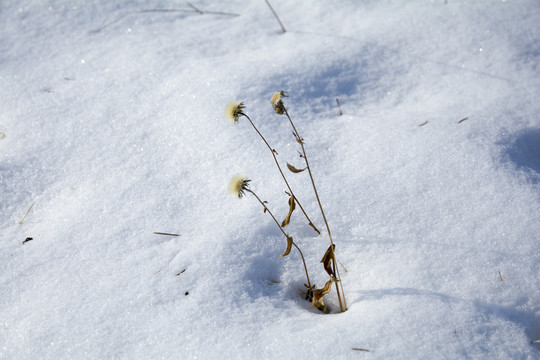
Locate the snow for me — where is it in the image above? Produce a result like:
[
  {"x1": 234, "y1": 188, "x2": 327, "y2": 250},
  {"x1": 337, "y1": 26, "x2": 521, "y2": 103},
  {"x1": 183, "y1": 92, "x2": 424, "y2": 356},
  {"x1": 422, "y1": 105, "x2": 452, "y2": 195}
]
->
[{"x1": 1, "y1": 0, "x2": 539, "y2": 358}]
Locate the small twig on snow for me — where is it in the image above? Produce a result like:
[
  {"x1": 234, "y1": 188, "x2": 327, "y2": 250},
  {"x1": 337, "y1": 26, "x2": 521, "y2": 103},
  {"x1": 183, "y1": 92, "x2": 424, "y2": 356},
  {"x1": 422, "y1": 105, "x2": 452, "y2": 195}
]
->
[
  {"x1": 187, "y1": 3, "x2": 204, "y2": 14},
  {"x1": 19, "y1": 202, "x2": 35, "y2": 224},
  {"x1": 92, "y1": 7, "x2": 240, "y2": 33},
  {"x1": 336, "y1": 98, "x2": 343, "y2": 116},
  {"x1": 264, "y1": 0, "x2": 286, "y2": 33},
  {"x1": 153, "y1": 232, "x2": 180, "y2": 236}
]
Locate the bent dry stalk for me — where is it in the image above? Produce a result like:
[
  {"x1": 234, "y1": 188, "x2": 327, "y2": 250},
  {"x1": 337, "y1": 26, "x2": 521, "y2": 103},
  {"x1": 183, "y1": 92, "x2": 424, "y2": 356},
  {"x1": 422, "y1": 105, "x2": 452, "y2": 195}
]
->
[
  {"x1": 228, "y1": 175, "x2": 312, "y2": 289},
  {"x1": 271, "y1": 91, "x2": 348, "y2": 312}
]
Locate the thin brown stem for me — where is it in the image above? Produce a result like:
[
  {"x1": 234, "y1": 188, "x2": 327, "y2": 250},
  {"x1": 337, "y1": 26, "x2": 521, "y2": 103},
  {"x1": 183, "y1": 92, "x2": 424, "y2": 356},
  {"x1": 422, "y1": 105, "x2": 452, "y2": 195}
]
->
[
  {"x1": 19, "y1": 201, "x2": 35, "y2": 224},
  {"x1": 283, "y1": 108, "x2": 348, "y2": 312},
  {"x1": 336, "y1": 98, "x2": 343, "y2": 116},
  {"x1": 284, "y1": 109, "x2": 333, "y2": 243},
  {"x1": 264, "y1": 0, "x2": 286, "y2": 33},
  {"x1": 291, "y1": 242, "x2": 311, "y2": 289},
  {"x1": 241, "y1": 113, "x2": 320, "y2": 235},
  {"x1": 246, "y1": 189, "x2": 311, "y2": 288}
]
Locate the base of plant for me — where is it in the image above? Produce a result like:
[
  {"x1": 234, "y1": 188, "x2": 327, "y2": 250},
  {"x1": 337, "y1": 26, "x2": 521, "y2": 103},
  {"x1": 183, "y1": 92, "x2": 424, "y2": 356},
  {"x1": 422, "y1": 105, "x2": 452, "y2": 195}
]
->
[
  {"x1": 313, "y1": 303, "x2": 331, "y2": 314},
  {"x1": 301, "y1": 285, "x2": 332, "y2": 314}
]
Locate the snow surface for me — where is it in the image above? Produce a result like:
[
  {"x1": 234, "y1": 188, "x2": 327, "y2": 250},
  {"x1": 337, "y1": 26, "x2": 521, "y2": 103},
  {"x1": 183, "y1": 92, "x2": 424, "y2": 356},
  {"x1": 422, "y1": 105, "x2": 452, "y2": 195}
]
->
[{"x1": 1, "y1": 0, "x2": 539, "y2": 358}]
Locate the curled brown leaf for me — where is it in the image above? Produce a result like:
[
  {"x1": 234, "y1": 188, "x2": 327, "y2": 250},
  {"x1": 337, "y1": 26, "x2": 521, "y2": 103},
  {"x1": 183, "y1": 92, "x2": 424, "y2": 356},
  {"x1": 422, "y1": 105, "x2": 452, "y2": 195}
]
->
[
  {"x1": 320, "y1": 244, "x2": 336, "y2": 277},
  {"x1": 312, "y1": 278, "x2": 334, "y2": 312},
  {"x1": 286, "y1": 163, "x2": 306, "y2": 173},
  {"x1": 280, "y1": 236, "x2": 293, "y2": 257},
  {"x1": 281, "y1": 196, "x2": 296, "y2": 227}
]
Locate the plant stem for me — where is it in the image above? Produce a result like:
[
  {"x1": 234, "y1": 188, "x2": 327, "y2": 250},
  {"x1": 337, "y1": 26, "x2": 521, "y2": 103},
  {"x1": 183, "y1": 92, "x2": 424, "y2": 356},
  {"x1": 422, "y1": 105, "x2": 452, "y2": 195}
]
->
[
  {"x1": 246, "y1": 189, "x2": 311, "y2": 288},
  {"x1": 283, "y1": 108, "x2": 348, "y2": 312},
  {"x1": 264, "y1": 0, "x2": 286, "y2": 33},
  {"x1": 241, "y1": 113, "x2": 320, "y2": 235}
]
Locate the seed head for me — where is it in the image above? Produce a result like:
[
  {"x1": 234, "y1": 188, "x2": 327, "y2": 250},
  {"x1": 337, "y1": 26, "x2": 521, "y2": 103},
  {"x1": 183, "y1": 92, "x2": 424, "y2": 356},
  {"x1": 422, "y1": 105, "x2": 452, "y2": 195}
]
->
[
  {"x1": 229, "y1": 175, "x2": 251, "y2": 198},
  {"x1": 270, "y1": 90, "x2": 287, "y2": 115},
  {"x1": 225, "y1": 101, "x2": 245, "y2": 124},
  {"x1": 270, "y1": 90, "x2": 287, "y2": 105}
]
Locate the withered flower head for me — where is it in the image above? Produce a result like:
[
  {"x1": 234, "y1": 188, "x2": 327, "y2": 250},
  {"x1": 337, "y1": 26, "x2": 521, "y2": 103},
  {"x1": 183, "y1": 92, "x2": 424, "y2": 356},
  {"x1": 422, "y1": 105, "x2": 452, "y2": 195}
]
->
[
  {"x1": 225, "y1": 101, "x2": 245, "y2": 124},
  {"x1": 229, "y1": 175, "x2": 251, "y2": 198},
  {"x1": 270, "y1": 90, "x2": 287, "y2": 105},
  {"x1": 270, "y1": 90, "x2": 287, "y2": 115}
]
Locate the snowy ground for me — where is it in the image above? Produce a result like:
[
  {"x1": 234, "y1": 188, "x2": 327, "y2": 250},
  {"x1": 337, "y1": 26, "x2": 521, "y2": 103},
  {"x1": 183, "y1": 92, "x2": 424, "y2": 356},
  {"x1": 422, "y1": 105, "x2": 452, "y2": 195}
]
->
[{"x1": 1, "y1": 0, "x2": 539, "y2": 358}]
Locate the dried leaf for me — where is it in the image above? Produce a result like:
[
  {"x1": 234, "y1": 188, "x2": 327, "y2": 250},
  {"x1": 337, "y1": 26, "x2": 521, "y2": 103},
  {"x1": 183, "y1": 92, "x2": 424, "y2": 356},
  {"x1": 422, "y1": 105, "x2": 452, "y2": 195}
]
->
[
  {"x1": 312, "y1": 278, "x2": 334, "y2": 312},
  {"x1": 320, "y1": 244, "x2": 336, "y2": 277},
  {"x1": 176, "y1": 269, "x2": 186, "y2": 276},
  {"x1": 287, "y1": 162, "x2": 306, "y2": 173},
  {"x1": 280, "y1": 236, "x2": 293, "y2": 257},
  {"x1": 281, "y1": 196, "x2": 296, "y2": 227}
]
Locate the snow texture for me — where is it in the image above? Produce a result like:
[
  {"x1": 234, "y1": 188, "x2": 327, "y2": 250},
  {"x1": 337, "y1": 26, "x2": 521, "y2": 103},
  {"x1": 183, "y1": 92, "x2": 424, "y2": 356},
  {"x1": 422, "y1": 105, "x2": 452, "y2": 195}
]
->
[{"x1": 1, "y1": 0, "x2": 539, "y2": 359}]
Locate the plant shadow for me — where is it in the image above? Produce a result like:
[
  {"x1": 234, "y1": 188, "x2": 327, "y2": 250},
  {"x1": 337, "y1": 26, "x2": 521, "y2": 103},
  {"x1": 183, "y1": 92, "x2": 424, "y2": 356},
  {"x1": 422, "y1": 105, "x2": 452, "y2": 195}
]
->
[
  {"x1": 474, "y1": 299, "x2": 540, "y2": 351},
  {"x1": 357, "y1": 287, "x2": 459, "y2": 304},
  {"x1": 356, "y1": 287, "x2": 540, "y2": 351},
  {"x1": 240, "y1": 227, "x2": 284, "y2": 301},
  {"x1": 502, "y1": 128, "x2": 540, "y2": 184}
]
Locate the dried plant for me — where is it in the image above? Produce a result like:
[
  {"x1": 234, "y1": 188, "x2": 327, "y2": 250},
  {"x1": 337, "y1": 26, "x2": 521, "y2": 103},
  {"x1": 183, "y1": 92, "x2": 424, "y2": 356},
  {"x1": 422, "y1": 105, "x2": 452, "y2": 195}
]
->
[
  {"x1": 226, "y1": 92, "x2": 348, "y2": 313},
  {"x1": 270, "y1": 90, "x2": 348, "y2": 312},
  {"x1": 228, "y1": 175, "x2": 311, "y2": 288}
]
